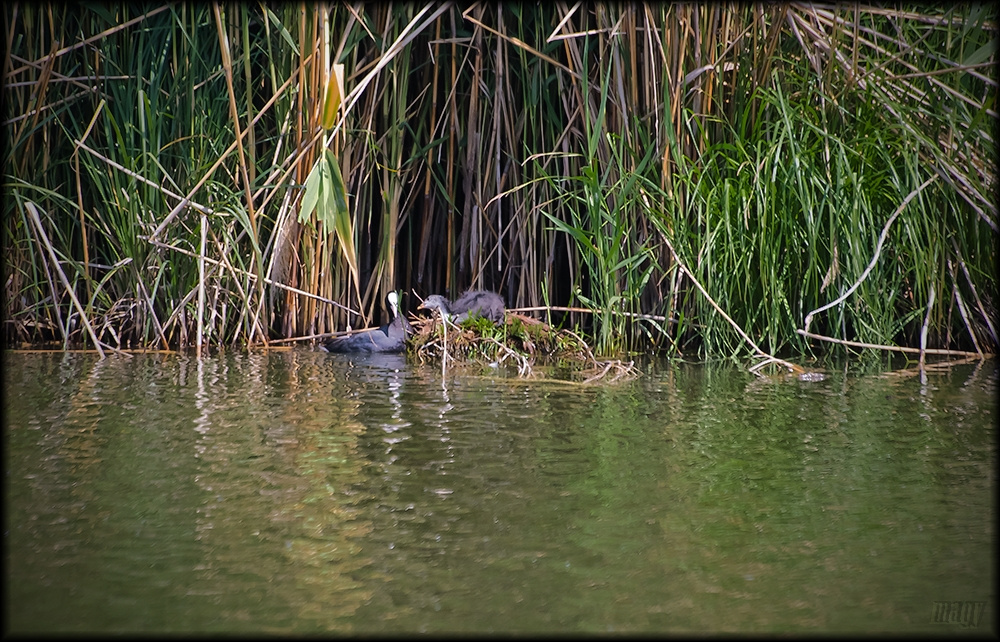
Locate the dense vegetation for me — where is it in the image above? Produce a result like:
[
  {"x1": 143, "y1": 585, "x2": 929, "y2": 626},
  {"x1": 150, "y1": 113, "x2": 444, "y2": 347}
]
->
[{"x1": 4, "y1": 3, "x2": 996, "y2": 360}]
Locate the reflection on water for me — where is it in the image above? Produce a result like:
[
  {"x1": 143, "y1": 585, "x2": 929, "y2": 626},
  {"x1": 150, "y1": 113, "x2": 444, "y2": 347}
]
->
[{"x1": 4, "y1": 351, "x2": 995, "y2": 634}]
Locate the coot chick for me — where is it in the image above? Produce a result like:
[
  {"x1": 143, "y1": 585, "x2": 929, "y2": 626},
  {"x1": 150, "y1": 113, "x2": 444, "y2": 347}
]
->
[
  {"x1": 322, "y1": 291, "x2": 411, "y2": 353},
  {"x1": 418, "y1": 290, "x2": 505, "y2": 323}
]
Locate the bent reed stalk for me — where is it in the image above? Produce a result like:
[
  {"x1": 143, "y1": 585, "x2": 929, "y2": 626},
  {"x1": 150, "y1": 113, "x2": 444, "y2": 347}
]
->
[{"x1": 4, "y1": 3, "x2": 995, "y2": 364}]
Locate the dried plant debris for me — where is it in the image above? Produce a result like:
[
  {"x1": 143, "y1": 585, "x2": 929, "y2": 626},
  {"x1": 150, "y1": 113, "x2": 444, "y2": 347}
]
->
[{"x1": 408, "y1": 312, "x2": 640, "y2": 383}]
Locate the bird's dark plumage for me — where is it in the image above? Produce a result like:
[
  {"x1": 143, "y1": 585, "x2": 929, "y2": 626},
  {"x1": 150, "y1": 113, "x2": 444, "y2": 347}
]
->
[
  {"x1": 322, "y1": 291, "x2": 411, "y2": 353},
  {"x1": 418, "y1": 290, "x2": 505, "y2": 323}
]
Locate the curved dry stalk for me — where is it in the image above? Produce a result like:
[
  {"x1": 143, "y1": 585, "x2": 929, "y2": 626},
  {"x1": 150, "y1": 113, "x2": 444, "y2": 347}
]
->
[
  {"x1": 561, "y1": 328, "x2": 597, "y2": 362},
  {"x1": 803, "y1": 174, "x2": 939, "y2": 333}
]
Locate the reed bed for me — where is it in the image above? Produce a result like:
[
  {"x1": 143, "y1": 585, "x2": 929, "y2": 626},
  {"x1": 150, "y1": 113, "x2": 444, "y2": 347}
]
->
[{"x1": 4, "y1": 3, "x2": 996, "y2": 363}]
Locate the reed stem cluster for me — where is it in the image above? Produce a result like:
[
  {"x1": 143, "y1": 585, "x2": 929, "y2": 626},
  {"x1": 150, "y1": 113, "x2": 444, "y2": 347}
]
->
[{"x1": 4, "y1": 4, "x2": 995, "y2": 359}]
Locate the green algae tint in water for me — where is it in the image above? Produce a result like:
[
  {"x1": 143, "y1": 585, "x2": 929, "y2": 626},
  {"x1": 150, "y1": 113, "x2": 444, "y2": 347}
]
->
[{"x1": 4, "y1": 352, "x2": 995, "y2": 634}]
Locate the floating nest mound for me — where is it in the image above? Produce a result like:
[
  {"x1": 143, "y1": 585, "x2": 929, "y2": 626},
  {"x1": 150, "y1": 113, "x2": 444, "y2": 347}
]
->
[{"x1": 407, "y1": 311, "x2": 639, "y2": 383}]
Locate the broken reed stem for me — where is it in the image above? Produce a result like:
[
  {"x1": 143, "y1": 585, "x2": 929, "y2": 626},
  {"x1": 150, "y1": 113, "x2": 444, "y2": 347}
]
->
[
  {"x1": 919, "y1": 283, "x2": 935, "y2": 369},
  {"x1": 440, "y1": 311, "x2": 449, "y2": 378},
  {"x1": 197, "y1": 212, "x2": 207, "y2": 357}
]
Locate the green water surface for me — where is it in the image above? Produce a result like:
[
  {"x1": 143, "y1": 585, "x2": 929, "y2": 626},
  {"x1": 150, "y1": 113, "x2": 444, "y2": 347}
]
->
[{"x1": 4, "y1": 351, "x2": 995, "y2": 634}]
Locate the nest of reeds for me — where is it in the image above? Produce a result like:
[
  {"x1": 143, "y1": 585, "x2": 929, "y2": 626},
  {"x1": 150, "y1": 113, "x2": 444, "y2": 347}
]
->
[{"x1": 407, "y1": 312, "x2": 640, "y2": 383}]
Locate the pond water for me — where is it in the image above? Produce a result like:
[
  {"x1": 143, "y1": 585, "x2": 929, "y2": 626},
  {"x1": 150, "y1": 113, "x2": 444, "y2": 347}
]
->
[{"x1": 4, "y1": 350, "x2": 995, "y2": 634}]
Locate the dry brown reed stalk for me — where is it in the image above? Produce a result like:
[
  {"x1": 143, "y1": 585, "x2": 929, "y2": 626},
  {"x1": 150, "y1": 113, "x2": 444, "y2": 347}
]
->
[
  {"x1": 795, "y1": 329, "x2": 987, "y2": 360},
  {"x1": 197, "y1": 213, "x2": 207, "y2": 356},
  {"x1": 213, "y1": 4, "x2": 258, "y2": 246},
  {"x1": 880, "y1": 355, "x2": 993, "y2": 382}
]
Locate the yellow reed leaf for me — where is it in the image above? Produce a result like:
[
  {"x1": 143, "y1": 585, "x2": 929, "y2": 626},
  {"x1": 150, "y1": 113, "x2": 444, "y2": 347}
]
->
[{"x1": 320, "y1": 63, "x2": 345, "y2": 130}]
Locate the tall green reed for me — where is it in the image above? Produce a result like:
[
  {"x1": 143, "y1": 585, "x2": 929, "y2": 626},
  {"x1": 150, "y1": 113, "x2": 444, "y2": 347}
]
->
[{"x1": 3, "y1": 3, "x2": 994, "y2": 357}]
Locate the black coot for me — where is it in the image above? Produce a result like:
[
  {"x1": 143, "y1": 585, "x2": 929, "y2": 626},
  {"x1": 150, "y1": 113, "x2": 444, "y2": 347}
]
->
[{"x1": 322, "y1": 291, "x2": 411, "y2": 353}]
